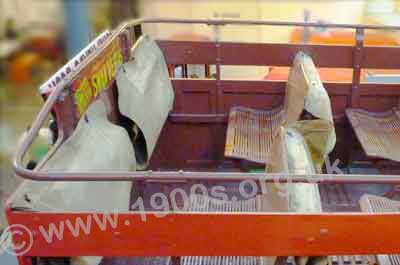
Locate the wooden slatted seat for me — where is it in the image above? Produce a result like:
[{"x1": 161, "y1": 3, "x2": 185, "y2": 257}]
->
[
  {"x1": 225, "y1": 106, "x2": 284, "y2": 163},
  {"x1": 224, "y1": 51, "x2": 332, "y2": 165},
  {"x1": 360, "y1": 194, "x2": 400, "y2": 265},
  {"x1": 346, "y1": 108, "x2": 400, "y2": 162}
]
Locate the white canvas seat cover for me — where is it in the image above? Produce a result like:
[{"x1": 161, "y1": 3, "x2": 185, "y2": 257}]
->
[
  {"x1": 116, "y1": 35, "x2": 174, "y2": 168},
  {"x1": 12, "y1": 99, "x2": 135, "y2": 212},
  {"x1": 285, "y1": 52, "x2": 336, "y2": 170},
  {"x1": 262, "y1": 126, "x2": 326, "y2": 265},
  {"x1": 285, "y1": 52, "x2": 334, "y2": 125},
  {"x1": 263, "y1": 51, "x2": 334, "y2": 213},
  {"x1": 261, "y1": 52, "x2": 335, "y2": 265},
  {"x1": 263, "y1": 126, "x2": 321, "y2": 213},
  {"x1": 12, "y1": 99, "x2": 135, "y2": 265}
]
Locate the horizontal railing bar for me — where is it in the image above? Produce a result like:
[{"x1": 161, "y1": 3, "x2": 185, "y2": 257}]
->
[
  {"x1": 140, "y1": 17, "x2": 400, "y2": 31},
  {"x1": 11, "y1": 164, "x2": 400, "y2": 183}
]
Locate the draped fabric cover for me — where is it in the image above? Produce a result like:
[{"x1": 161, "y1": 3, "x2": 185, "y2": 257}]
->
[{"x1": 116, "y1": 35, "x2": 175, "y2": 169}]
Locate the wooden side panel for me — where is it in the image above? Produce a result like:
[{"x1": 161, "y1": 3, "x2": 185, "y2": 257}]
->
[
  {"x1": 363, "y1": 46, "x2": 400, "y2": 69},
  {"x1": 360, "y1": 83, "x2": 400, "y2": 96},
  {"x1": 150, "y1": 122, "x2": 219, "y2": 169},
  {"x1": 182, "y1": 92, "x2": 211, "y2": 113},
  {"x1": 358, "y1": 83, "x2": 400, "y2": 111},
  {"x1": 221, "y1": 80, "x2": 285, "y2": 94},
  {"x1": 324, "y1": 82, "x2": 352, "y2": 96},
  {"x1": 220, "y1": 43, "x2": 354, "y2": 67},
  {"x1": 149, "y1": 79, "x2": 353, "y2": 169},
  {"x1": 157, "y1": 41, "x2": 217, "y2": 64},
  {"x1": 220, "y1": 81, "x2": 350, "y2": 116},
  {"x1": 171, "y1": 79, "x2": 217, "y2": 114},
  {"x1": 222, "y1": 94, "x2": 284, "y2": 113},
  {"x1": 157, "y1": 41, "x2": 354, "y2": 67},
  {"x1": 358, "y1": 96, "x2": 399, "y2": 112},
  {"x1": 330, "y1": 96, "x2": 349, "y2": 117},
  {"x1": 220, "y1": 80, "x2": 284, "y2": 113}
]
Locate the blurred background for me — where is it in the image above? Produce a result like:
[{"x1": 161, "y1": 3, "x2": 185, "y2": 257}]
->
[{"x1": 1, "y1": 0, "x2": 400, "y2": 230}]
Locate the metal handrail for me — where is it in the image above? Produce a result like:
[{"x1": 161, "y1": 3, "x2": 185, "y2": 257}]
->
[{"x1": 139, "y1": 17, "x2": 400, "y2": 30}]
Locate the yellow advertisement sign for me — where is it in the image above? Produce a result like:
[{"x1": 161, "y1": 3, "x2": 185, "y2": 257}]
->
[{"x1": 72, "y1": 39, "x2": 124, "y2": 116}]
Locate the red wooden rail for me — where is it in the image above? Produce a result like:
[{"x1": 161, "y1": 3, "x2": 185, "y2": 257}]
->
[{"x1": 7, "y1": 211, "x2": 400, "y2": 257}]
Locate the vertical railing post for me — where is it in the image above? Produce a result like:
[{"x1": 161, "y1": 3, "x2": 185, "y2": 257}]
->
[
  {"x1": 214, "y1": 24, "x2": 222, "y2": 114},
  {"x1": 345, "y1": 27, "x2": 364, "y2": 168},
  {"x1": 213, "y1": 24, "x2": 224, "y2": 166},
  {"x1": 128, "y1": 23, "x2": 143, "y2": 47},
  {"x1": 350, "y1": 28, "x2": 364, "y2": 108},
  {"x1": 134, "y1": 24, "x2": 143, "y2": 41}
]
